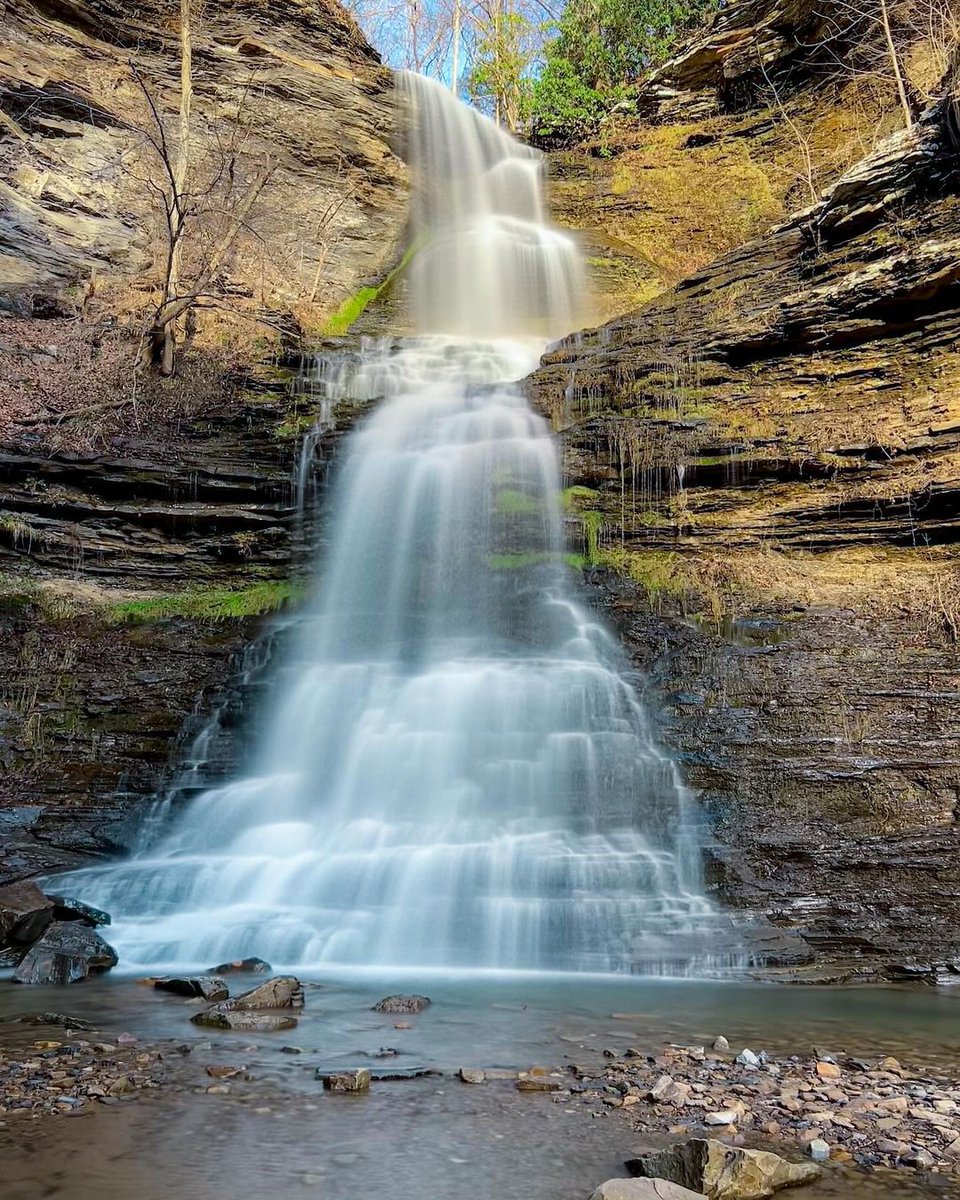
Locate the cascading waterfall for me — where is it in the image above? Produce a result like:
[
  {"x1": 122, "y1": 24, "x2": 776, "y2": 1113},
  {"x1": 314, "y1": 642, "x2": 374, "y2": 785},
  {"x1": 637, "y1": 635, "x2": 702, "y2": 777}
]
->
[{"x1": 59, "y1": 73, "x2": 733, "y2": 974}]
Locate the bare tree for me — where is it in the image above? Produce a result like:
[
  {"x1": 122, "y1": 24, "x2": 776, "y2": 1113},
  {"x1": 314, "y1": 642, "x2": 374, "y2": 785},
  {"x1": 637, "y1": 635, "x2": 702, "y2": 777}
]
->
[{"x1": 135, "y1": 0, "x2": 274, "y2": 375}]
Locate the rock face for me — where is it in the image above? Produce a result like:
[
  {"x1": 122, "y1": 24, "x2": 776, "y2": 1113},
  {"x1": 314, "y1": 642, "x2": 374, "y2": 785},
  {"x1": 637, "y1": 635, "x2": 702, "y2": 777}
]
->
[
  {"x1": 12, "y1": 920, "x2": 118, "y2": 984},
  {"x1": 0, "y1": 0, "x2": 405, "y2": 301},
  {"x1": 531, "y1": 64, "x2": 960, "y2": 977},
  {"x1": 627, "y1": 1140, "x2": 820, "y2": 1200}
]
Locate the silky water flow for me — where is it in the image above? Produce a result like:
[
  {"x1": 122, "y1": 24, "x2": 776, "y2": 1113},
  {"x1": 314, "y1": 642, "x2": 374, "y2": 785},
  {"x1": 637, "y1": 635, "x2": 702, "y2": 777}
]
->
[{"x1": 59, "y1": 74, "x2": 736, "y2": 976}]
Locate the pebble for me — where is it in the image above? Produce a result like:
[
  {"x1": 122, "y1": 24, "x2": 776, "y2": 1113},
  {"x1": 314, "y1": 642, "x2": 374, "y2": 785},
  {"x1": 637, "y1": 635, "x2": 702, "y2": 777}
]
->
[
  {"x1": 712, "y1": 1037, "x2": 730, "y2": 1053},
  {"x1": 809, "y1": 1139, "x2": 831, "y2": 1161},
  {"x1": 705, "y1": 1109, "x2": 739, "y2": 1125}
]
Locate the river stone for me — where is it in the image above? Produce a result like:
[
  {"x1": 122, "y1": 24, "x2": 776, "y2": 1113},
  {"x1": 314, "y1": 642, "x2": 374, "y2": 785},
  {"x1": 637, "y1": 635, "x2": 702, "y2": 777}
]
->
[
  {"x1": 208, "y1": 957, "x2": 272, "y2": 974},
  {"x1": 155, "y1": 976, "x2": 229, "y2": 1001},
  {"x1": 627, "y1": 1139, "x2": 821, "y2": 1200},
  {"x1": 372, "y1": 993, "x2": 431, "y2": 1014},
  {"x1": 0, "y1": 881, "x2": 54, "y2": 946},
  {"x1": 459, "y1": 1067, "x2": 486, "y2": 1084},
  {"x1": 227, "y1": 975, "x2": 304, "y2": 1009},
  {"x1": 321, "y1": 1068, "x2": 371, "y2": 1092},
  {"x1": 12, "y1": 922, "x2": 118, "y2": 985},
  {"x1": 191, "y1": 1008, "x2": 297, "y2": 1032},
  {"x1": 48, "y1": 895, "x2": 111, "y2": 927},
  {"x1": 590, "y1": 1181, "x2": 706, "y2": 1200}
]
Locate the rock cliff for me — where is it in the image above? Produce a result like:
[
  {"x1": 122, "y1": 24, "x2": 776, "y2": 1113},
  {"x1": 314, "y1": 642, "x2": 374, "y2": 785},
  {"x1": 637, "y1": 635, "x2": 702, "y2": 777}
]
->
[
  {"x1": 0, "y1": 0, "x2": 405, "y2": 312},
  {"x1": 532, "y1": 54, "x2": 960, "y2": 979}
]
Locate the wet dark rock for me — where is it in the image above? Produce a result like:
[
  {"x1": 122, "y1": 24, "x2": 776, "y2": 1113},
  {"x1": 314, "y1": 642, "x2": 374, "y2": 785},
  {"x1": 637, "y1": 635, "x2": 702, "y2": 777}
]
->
[
  {"x1": 0, "y1": 881, "x2": 54, "y2": 946},
  {"x1": 19, "y1": 1011, "x2": 97, "y2": 1031},
  {"x1": 47, "y1": 895, "x2": 111, "y2": 927},
  {"x1": 12, "y1": 921, "x2": 118, "y2": 985},
  {"x1": 320, "y1": 1068, "x2": 371, "y2": 1092},
  {"x1": 372, "y1": 993, "x2": 431, "y2": 1014},
  {"x1": 208, "y1": 957, "x2": 272, "y2": 975},
  {"x1": 154, "y1": 976, "x2": 229, "y2": 1001}
]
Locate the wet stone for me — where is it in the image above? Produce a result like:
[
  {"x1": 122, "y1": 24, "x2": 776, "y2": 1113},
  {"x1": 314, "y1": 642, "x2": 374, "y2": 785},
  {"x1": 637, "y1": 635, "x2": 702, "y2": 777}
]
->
[
  {"x1": 208, "y1": 957, "x2": 271, "y2": 974},
  {"x1": 320, "y1": 1068, "x2": 371, "y2": 1093},
  {"x1": 154, "y1": 977, "x2": 229, "y2": 1001},
  {"x1": 13, "y1": 923, "x2": 118, "y2": 985},
  {"x1": 372, "y1": 994, "x2": 431, "y2": 1015}
]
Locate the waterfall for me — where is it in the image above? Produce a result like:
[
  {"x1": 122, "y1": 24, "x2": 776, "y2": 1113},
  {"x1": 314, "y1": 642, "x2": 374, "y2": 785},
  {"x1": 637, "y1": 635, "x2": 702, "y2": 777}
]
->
[{"x1": 57, "y1": 74, "x2": 732, "y2": 974}]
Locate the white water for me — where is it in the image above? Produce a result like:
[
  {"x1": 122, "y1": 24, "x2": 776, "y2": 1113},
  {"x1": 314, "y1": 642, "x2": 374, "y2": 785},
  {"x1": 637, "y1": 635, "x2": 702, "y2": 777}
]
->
[{"x1": 59, "y1": 74, "x2": 733, "y2": 974}]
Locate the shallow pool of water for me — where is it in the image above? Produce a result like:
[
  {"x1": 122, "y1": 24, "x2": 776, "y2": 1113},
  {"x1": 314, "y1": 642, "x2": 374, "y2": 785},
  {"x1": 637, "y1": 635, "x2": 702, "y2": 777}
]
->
[{"x1": 2, "y1": 972, "x2": 960, "y2": 1200}]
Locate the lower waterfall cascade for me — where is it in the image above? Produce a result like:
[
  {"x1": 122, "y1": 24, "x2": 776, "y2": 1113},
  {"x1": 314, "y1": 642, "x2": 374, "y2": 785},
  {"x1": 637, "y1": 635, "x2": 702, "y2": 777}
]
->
[{"x1": 58, "y1": 73, "x2": 738, "y2": 975}]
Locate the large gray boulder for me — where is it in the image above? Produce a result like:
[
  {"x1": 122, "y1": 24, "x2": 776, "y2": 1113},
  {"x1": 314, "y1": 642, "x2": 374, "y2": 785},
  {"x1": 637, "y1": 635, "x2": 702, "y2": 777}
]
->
[
  {"x1": 12, "y1": 922, "x2": 118, "y2": 985},
  {"x1": 590, "y1": 1181, "x2": 706, "y2": 1200},
  {"x1": 191, "y1": 1009, "x2": 298, "y2": 1032},
  {"x1": 0, "y1": 881, "x2": 54, "y2": 946},
  {"x1": 627, "y1": 1141, "x2": 821, "y2": 1200}
]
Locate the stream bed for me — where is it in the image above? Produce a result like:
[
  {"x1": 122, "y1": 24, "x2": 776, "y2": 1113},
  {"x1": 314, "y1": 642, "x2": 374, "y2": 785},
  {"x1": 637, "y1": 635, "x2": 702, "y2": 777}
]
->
[{"x1": 2, "y1": 971, "x2": 959, "y2": 1199}]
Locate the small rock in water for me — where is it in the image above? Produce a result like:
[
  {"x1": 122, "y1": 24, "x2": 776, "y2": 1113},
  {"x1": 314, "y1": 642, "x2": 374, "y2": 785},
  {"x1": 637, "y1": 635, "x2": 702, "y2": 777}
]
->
[
  {"x1": 205, "y1": 1065, "x2": 244, "y2": 1079},
  {"x1": 280, "y1": 1045, "x2": 303, "y2": 1055},
  {"x1": 155, "y1": 977, "x2": 229, "y2": 1001},
  {"x1": 191, "y1": 1009, "x2": 297, "y2": 1032},
  {"x1": 226, "y1": 976, "x2": 303, "y2": 1010},
  {"x1": 712, "y1": 1036, "x2": 730, "y2": 1053},
  {"x1": 21, "y1": 1011, "x2": 96, "y2": 1031},
  {"x1": 518, "y1": 1074, "x2": 562, "y2": 1092},
  {"x1": 809, "y1": 1139, "x2": 831, "y2": 1162},
  {"x1": 208, "y1": 957, "x2": 272, "y2": 974},
  {"x1": 320, "y1": 1068, "x2": 371, "y2": 1093},
  {"x1": 372, "y1": 994, "x2": 431, "y2": 1015},
  {"x1": 459, "y1": 1067, "x2": 486, "y2": 1084},
  {"x1": 603, "y1": 1048, "x2": 619, "y2": 1058}
]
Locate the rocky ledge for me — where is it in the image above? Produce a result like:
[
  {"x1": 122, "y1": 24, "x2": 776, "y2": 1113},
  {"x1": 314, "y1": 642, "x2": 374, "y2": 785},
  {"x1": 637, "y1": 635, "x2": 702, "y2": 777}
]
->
[{"x1": 530, "y1": 63, "x2": 960, "y2": 979}]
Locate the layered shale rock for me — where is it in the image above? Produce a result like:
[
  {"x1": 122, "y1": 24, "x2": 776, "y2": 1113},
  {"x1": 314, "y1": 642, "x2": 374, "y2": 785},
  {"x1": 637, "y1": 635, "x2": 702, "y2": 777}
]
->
[
  {"x1": 0, "y1": 0, "x2": 405, "y2": 302},
  {"x1": 531, "y1": 67, "x2": 960, "y2": 978}
]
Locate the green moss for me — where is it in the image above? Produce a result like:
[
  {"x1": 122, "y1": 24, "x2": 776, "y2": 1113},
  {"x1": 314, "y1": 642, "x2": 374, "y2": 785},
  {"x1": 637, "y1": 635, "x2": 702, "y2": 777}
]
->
[
  {"x1": 561, "y1": 485, "x2": 600, "y2": 511},
  {"x1": 320, "y1": 244, "x2": 418, "y2": 337},
  {"x1": 107, "y1": 580, "x2": 304, "y2": 625},
  {"x1": 600, "y1": 548, "x2": 688, "y2": 606}
]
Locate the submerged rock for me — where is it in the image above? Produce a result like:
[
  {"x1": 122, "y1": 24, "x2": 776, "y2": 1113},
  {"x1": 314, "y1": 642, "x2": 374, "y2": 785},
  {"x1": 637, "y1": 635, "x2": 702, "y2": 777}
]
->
[
  {"x1": 627, "y1": 1139, "x2": 821, "y2": 1200},
  {"x1": 320, "y1": 1068, "x2": 371, "y2": 1093},
  {"x1": 191, "y1": 1009, "x2": 297, "y2": 1032},
  {"x1": 154, "y1": 977, "x2": 229, "y2": 1001},
  {"x1": 19, "y1": 1011, "x2": 97, "y2": 1031},
  {"x1": 12, "y1": 922, "x2": 118, "y2": 985},
  {"x1": 590, "y1": 1182, "x2": 706, "y2": 1200},
  {"x1": 0, "y1": 881, "x2": 54, "y2": 946},
  {"x1": 372, "y1": 994, "x2": 431, "y2": 1014},
  {"x1": 208, "y1": 957, "x2": 272, "y2": 974}
]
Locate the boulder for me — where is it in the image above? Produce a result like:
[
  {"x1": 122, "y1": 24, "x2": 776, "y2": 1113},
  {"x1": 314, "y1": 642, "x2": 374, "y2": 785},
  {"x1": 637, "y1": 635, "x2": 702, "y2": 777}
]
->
[
  {"x1": 208, "y1": 957, "x2": 272, "y2": 974},
  {"x1": 627, "y1": 1140, "x2": 821, "y2": 1200},
  {"x1": 590, "y1": 1182, "x2": 706, "y2": 1200},
  {"x1": 320, "y1": 1068, "x2": 371, "y2": 1092},
  {"x1": 228, "y1": 975, "x2": 304, "y2": 1010},
  {"x1": 154, "y1": 977, "x2": 229, "y2": 1001},
  {"x1": 191, "y1": 1009, "x2": 297, "y2": 1032},
  {"x1": 12, "y1": 922, "x2": 118, "y2": 985},
  {"x1": 0, "y1": 881, "x2": 54, "y2": 946},
  {"x1": 47, "y1": 895, "x2": 111, "y2": 927},
  {"x1": 372, "y1": 994, "x2": 431, "y2": 1014}
]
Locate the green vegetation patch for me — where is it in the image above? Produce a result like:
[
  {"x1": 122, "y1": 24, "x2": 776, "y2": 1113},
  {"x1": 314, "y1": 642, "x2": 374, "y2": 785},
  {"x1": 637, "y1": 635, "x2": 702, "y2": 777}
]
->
[
  {"x1": 108, "y1": 580, "x2": 304, "y2": 625},
  {"x1": 320, "y1": 245, "x2": 418, "y2": 337}
]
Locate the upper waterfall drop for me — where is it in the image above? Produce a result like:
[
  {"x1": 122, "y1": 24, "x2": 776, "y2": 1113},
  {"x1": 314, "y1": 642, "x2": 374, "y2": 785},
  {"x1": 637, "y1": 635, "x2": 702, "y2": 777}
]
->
[
  {"x1": 400, "y1": 72, "x2": 585, "y2": 340},
  {"x1": 53, "y1": 75, "x2": 734, "y2": 975}
]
